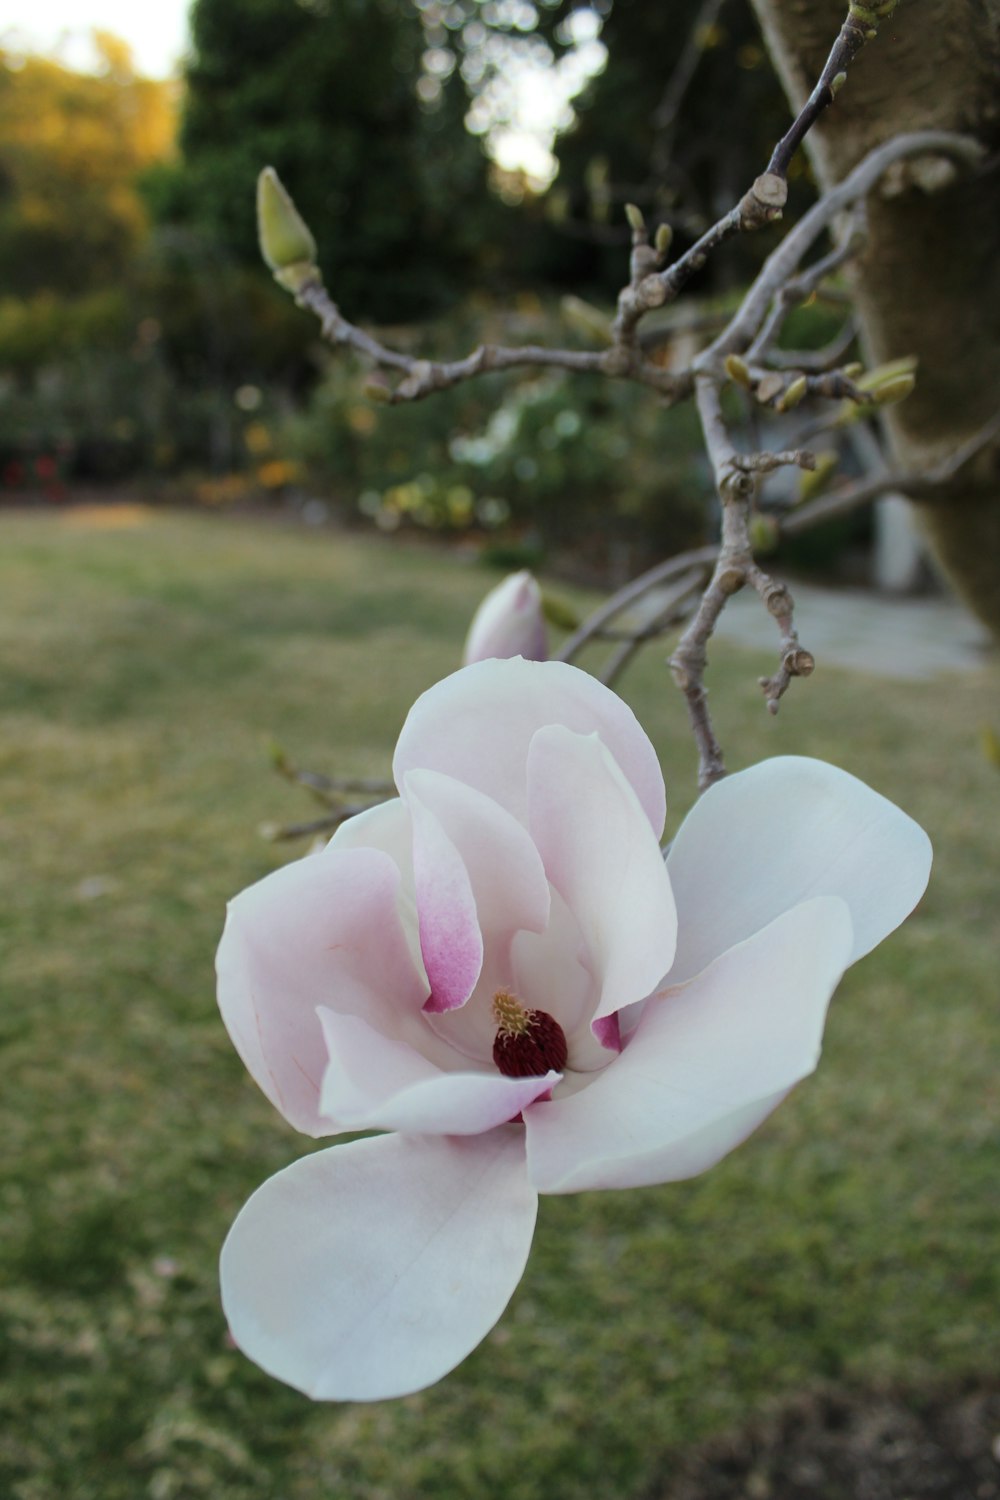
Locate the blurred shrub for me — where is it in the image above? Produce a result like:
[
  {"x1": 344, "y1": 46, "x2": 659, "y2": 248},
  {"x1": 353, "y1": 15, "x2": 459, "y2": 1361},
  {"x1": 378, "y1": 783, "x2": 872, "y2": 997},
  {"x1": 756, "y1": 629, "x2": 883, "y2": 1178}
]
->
[{"x1": 279, "y1": 299, "x2": 709, "y2": 573}]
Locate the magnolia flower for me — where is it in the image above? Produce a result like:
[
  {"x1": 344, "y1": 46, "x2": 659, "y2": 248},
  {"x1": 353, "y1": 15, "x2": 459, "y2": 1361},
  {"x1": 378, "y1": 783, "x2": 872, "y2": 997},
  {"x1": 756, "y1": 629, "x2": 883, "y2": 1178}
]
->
[
  {"x1": 216, "y1": 658, "x2": 931, "y2": 1402},
  {"x1": 463, "y1": 570, "x2": 547, "y2": 664}
]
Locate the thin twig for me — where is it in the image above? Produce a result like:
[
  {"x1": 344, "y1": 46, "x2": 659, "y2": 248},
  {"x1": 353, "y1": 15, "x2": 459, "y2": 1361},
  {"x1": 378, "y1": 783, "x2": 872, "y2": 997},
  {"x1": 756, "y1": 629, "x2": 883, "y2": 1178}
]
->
[
  {"x1": 556, "y1": 546, "x2": 718, "y2": 663},
  {"x1": 768, "y1": 318, "x2": 858, "y2": 371},
  {"x1": 766, "y1": 5, "x2": 878, "y2": 179},
  {"x1": 781, "y1": 411, "x2": 1000, "y2": 533},
  {"x1": 651, "y1": 0, "x2": 729, "y2": 171},
  {"x1": 598, "y1": 573, "x2": 706, "y2": 687},
  {"x1": 260, "y1": 807, "x2": 374, "y2": 842},
  {"x1": 746, "y1": 206, "x2": 866, "y2": 363}
]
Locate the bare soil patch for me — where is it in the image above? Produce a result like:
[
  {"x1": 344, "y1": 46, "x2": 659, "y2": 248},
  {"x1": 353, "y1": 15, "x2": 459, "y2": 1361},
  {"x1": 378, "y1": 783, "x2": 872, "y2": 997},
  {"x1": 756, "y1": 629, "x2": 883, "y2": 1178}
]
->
[{"x1": 663, "y1": 1386, "x2": 1000, "y2": 1500}]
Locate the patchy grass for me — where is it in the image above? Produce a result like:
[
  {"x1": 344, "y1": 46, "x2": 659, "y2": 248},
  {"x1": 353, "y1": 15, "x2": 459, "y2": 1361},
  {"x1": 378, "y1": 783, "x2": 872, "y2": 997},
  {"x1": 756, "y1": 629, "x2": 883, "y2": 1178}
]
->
[{"x1": 0, "y1": 507, "x2": 996, "y2": 1500}]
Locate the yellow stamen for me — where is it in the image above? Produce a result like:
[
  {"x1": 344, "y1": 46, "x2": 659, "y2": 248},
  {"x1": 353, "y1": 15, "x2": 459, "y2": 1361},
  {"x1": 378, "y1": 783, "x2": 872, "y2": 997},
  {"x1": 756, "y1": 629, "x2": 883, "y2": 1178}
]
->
[{"x1": 492, "y1": 989, "x2": 533, "y2": 1037}]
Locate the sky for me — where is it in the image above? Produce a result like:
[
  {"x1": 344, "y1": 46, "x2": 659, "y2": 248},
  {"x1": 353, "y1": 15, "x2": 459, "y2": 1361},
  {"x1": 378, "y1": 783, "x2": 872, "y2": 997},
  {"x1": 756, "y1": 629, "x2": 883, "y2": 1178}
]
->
[
  {"x1": 0, "y1": 0, "x2": 190, "y2": 77},
  {"x1": 0, "y1": 0, "x2": 606, "y2": 186}
]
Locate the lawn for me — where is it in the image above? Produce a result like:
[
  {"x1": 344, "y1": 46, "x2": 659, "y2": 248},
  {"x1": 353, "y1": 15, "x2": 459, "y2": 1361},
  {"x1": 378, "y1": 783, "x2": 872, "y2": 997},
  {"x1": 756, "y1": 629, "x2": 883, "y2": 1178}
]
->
[{"x1": 1, "y1": 505, "x2": 996, "y2": 1500}]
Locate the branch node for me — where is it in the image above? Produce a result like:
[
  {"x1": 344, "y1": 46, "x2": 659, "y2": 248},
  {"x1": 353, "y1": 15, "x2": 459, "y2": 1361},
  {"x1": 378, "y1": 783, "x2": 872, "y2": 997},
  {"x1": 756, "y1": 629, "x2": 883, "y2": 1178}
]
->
[
  {"x1": 717, "y1": 566, "x2": 746, "y2": 596},
  {"x1": 739, "y1": 173, "x2": 788, "y2": 230}
]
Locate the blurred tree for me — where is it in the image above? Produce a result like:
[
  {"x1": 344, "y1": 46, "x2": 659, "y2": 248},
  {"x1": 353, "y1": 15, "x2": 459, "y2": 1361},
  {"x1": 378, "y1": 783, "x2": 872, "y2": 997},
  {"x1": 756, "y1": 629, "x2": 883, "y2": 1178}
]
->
[
  {"x1": 0, "y1": 37, "x2": 175, "y2": 296},
  {"x1": 147, "y1": 0, "x2": 505, "y2": 321},
  {"x1": 538, "y1": 0, "x2": 793, "y2": 295}
]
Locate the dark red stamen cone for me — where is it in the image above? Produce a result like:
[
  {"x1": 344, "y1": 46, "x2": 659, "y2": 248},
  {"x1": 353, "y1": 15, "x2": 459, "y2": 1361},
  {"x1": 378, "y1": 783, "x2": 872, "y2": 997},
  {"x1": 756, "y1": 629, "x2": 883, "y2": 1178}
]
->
[{"x1": 492, "y1": 1006, "x2": 568, "y2": 1079}]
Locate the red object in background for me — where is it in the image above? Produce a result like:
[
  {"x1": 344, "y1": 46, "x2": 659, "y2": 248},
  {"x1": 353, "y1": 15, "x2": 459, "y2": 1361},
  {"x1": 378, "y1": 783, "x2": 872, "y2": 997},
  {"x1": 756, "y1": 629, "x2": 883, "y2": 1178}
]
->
[
  {"x1": 3, "y1": 460, "x2": 24, "y2": 486},
  {"x1": 35, "y1": 454, "x2": 58, "y2": 480}
]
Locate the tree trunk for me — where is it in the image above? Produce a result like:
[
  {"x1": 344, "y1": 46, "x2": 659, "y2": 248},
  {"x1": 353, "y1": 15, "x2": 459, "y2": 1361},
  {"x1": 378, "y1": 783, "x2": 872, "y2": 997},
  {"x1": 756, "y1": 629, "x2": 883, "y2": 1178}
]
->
[{"x1": 749, "y1": 0, "x2": 1000, "y2": 632}]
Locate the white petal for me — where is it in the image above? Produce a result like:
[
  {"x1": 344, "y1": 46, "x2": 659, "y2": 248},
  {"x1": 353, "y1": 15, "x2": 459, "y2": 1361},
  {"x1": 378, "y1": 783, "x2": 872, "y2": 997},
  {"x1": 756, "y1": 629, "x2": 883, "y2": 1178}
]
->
[
  {"x1": 318, "y1": 1009, "x2": 560, "y2": 1133},
  {"x1": 221, "y1": 1130, "x2": 537, "y2": 1400},
  {"x1": 327, "y1": 798, "x2": 426, "y2": 985},
  {"x1": 525, "y1": 896, "x2": 853, "y2": 1193},
  {"x1": 216, "y1": 846, "x2": 428, "y2": 1136},
  {"x1": 666, "y1": 755, "x2": 931, "y2": 985},
  {"x1": 527, "y1": 726, "x2": 677, "y2": 1031},
  {"x1": 393, "y1": 658, "x2": 666, "y2": 834},
  {"x1": 327, "y1": 796, "x2": 411, "y2": 868},
  {"x1": 511, "y1": 887, "x2": 600, "y2": 1067}
]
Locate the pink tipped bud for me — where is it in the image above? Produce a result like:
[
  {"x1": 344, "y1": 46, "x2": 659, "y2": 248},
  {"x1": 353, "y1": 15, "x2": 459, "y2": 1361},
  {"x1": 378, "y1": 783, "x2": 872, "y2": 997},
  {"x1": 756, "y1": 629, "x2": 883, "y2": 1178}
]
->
[{"x1": 462, "y1": 571, "x2": 548, "y2": 665}]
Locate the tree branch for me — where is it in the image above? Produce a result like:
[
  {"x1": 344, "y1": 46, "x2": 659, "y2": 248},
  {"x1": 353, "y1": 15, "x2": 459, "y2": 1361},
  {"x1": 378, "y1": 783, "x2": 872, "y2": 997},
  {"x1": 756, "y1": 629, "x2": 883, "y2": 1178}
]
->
[
  {"x1": 709, "y1": 131, "x2": 984, "y2": 361},
  {"x1": 294, "y1": 278, "x2": 685, "y2": 401}
]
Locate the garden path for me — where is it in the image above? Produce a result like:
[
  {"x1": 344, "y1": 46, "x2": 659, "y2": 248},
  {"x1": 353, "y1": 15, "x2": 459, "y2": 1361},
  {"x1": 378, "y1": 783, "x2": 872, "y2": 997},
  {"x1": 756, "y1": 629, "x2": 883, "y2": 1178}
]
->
[{"x1": 710, "y1": 579, "x2": 993, "y2": 680}]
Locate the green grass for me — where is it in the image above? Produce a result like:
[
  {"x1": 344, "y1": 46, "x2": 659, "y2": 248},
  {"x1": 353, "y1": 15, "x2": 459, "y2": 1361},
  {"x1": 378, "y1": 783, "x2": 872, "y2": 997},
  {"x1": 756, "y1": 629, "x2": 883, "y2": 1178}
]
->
[{"x1": 1, "y1": 506, "x2": 996, "y2": 1500}]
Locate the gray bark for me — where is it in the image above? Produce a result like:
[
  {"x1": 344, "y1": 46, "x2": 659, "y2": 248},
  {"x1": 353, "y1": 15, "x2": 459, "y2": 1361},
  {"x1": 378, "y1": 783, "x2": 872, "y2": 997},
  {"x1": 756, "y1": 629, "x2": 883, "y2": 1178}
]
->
[{"x1": 749, "y1": 0, "x2": 1000, "y2": 631}]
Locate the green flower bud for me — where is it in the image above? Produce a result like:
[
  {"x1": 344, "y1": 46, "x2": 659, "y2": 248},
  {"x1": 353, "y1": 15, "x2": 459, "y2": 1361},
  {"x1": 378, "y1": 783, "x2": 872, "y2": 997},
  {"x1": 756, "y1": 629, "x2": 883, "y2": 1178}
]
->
[
  {"x1": 981, "y1": 724, "x2": 1000, "y2": 769},
  {"x1": 856, "y1": 356, "x2": 918, "y2": 393},
  {"x1": 561, "y1": 295, "x2": 613, "y2": 344},
  {"x1": 625, "y1": 203, "x2": 646, "y2": 234},
  {"x1": 257, "y1": 166, "x2": 318, "y2": 281},
  {"x1": 540, "y1": 594, "x2": 581, "y2": 631},
  {"x1": 778, "y1": 374, "x2": 809, "y2": 411},
  {"x1": 725, "y1": 354, "x2": 753, "y2": 388},
  {"x1": 749, "y1": 513, "x2": 780, "y2": 554},
  {"x1": 654, "y1": 223, "x2": 674, "y2": 256},
  {"x1": 872, "y1": 373, "x2": 916, "y2": 406},
  {"x1": 798, "y1": 450, "x2": 839, "y2": 502}
]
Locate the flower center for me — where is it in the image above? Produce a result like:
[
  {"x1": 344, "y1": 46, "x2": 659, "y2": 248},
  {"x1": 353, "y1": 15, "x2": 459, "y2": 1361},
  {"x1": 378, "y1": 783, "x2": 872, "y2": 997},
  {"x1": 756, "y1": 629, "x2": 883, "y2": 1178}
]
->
[{"x1": 491, "y1": 990, "x2": 568, "y2": 1079}]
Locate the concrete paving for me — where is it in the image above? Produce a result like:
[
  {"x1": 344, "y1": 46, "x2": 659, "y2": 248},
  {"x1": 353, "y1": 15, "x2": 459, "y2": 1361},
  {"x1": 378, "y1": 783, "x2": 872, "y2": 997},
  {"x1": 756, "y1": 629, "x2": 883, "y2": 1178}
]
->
[{"x1": 710, "y1": 580, "x2": 994, "y2": 680}]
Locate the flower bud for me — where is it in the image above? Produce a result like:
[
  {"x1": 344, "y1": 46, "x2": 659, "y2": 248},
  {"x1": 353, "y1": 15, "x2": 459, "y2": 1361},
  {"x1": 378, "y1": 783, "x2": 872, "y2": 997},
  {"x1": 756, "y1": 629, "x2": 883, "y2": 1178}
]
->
[
  {"x1": 750, "y1": 513, "x2": 780, "y2": 554},
  {"x1": 561, "y1": 295, "x2": 613, "y2": 344},
  {"x1": 363, "y1": 377, "x2": 392, "y2": 404},
  {"x1": 540, "y1": 593, "x2": 581, "y2": 632},
  {"x1": 725, "y1": 354, "x2": 753, "y2": 389},
  {"x1": 872, "y1": 373, "x2": 916, "y2": 406},
  {"x1": 463, "y1": 571, "x2": 548, "y2": 665},
  {"x1": 798, "y1": 450, "x2": 839, "y2": 502},
  {"x1": 654, "y1": 223, "x2": 674, "y2": 257},
  {"x1": 257, "y1": 167, "x2": 318, "y2": 290},
  {"x1": 856, "y1": 356, "x2": 918, "y2": 394},
  {"x1": 981, "y1": 724, "x2": 1000, "y2": 769},
  {"x1": 777, "y1": 374, "x2": 809, "y2": 411},
  {"x1": 625, "y1": 202, "x2": 646, "y2": 235}
]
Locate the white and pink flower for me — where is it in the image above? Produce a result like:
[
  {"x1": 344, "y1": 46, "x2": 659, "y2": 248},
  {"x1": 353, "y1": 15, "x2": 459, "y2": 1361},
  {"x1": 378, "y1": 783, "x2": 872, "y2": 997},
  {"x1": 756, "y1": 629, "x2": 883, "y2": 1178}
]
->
[{"x1": 216, "y1": 657, "x2": 931, "y2": 1401}]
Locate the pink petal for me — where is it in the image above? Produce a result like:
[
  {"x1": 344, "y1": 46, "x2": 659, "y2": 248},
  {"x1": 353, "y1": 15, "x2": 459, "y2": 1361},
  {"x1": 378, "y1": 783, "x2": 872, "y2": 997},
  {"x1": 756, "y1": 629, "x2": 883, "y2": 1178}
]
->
[
  {"x1": 665, "y1": 756, "x2": 932, "y2": 985},
  {"x1": 406, "y1": 768, "x2": 551, "y2": 997},
  {"x1": 393, "y1": 658, "x2": 666, "y2": 834},
  {"x1": 318, "y1": 1010, "x2": 559, "y2": 1133},
  {"x1": 463, "y1": 570, "x2": 548, "y2": 664},
  {"x1": 526, "y1": 725, "x2": 677, "y2": 1033},
  {"x1": 216, "y1": 846, "x2": 428, "y2": 1136},
  {"x1": 221, "y1": 1130, "x2": 537, "y2": 1400},
  {"x1": 525, "y1": 896, "x2": 853, "y2": 1193},
  {"x1": 407, "y1": 785, "x2": 484, "y2": 1013}
]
